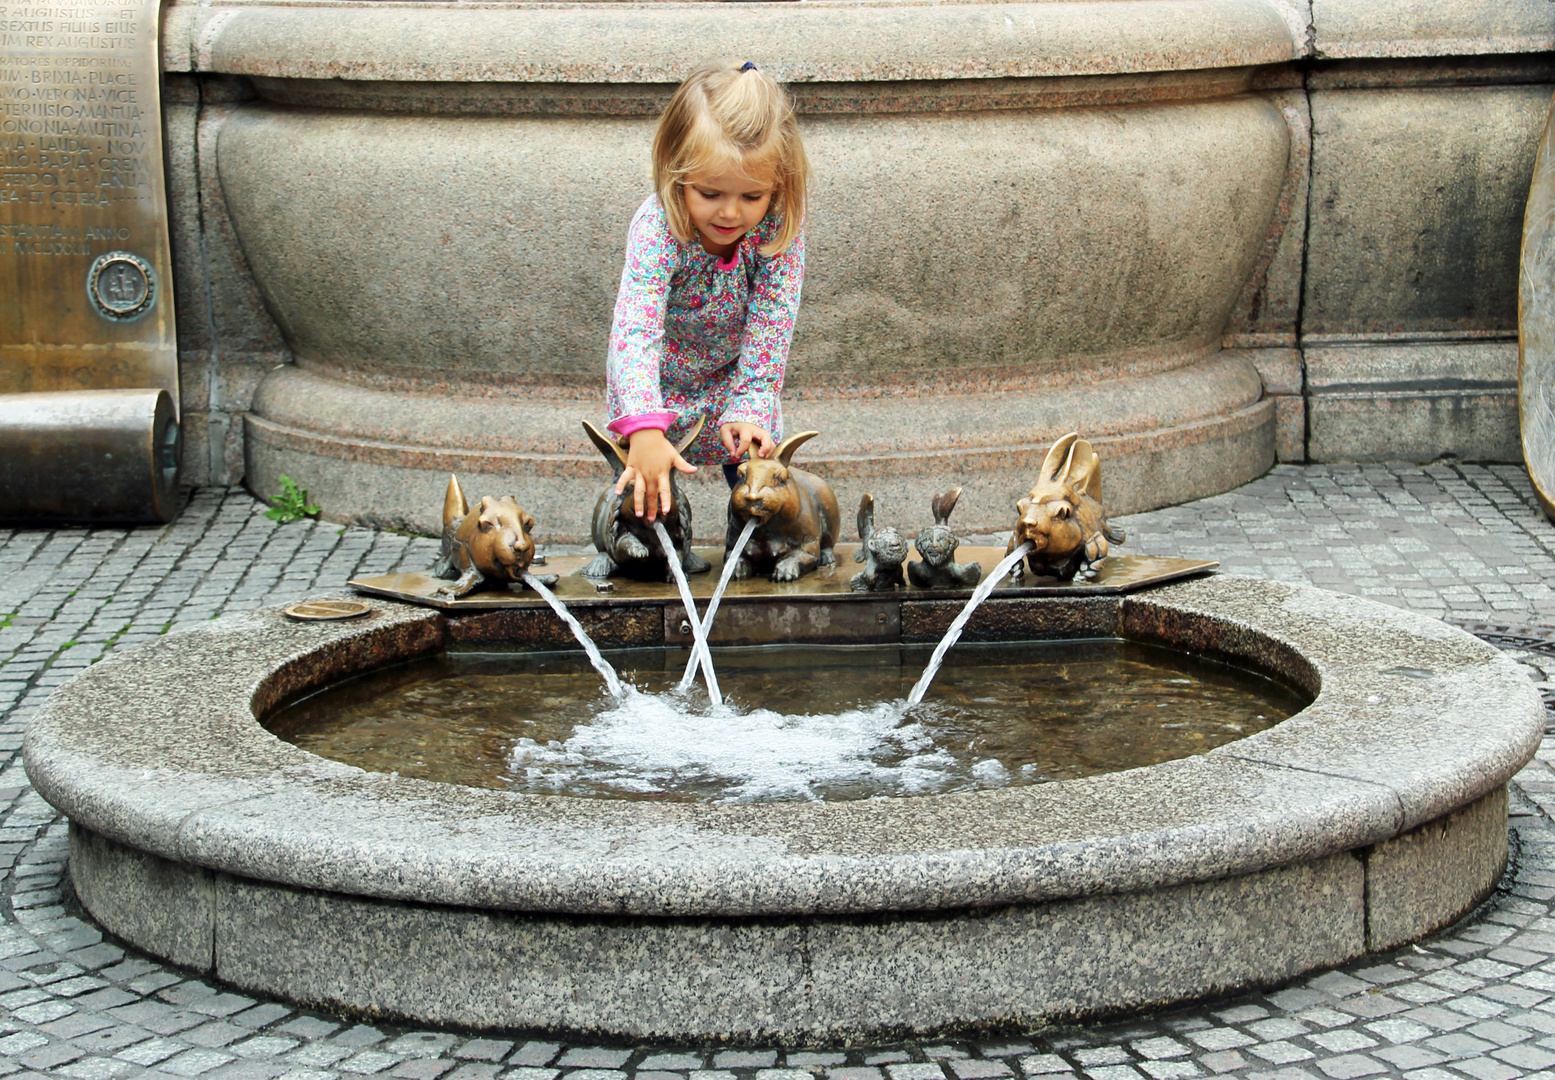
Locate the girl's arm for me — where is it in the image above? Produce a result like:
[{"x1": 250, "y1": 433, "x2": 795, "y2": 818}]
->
[
  {"x1": 607, "y1": 203, "x2": 676, "y2": 427},
  {"x1": 607, "y1": 201, "x2": 695, "y2": 520},
  {"x1": 723, "y1": 229, "x2": 805, "y2": 439}
]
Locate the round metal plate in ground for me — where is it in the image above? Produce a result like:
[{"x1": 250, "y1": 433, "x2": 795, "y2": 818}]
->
[
  {"x1": 1455, "y1": 621, "x2": 1555, "y2": 727},
  {"x1": 283, "y1": 600, "x2": 373, "y2": 622},
  {"x1": 86, "y1": 251, "x2": 157, "y2": 322}
]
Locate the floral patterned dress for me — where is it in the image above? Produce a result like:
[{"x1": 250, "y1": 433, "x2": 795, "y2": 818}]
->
[{"x1": 606, "y1": 194, "x2": 805, "y2": 466}]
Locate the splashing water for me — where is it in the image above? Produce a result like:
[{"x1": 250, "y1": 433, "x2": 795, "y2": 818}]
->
[
  {"x1": 679, "y1": 518, "x2": 757, "y2": 692},
  {"x1": 653, "y1": 520, "x2": 721, "y2": 706},
  {"x1": 272, "y1": 638, "x2": 1302, "y2": 801},
  {"x1": 906, "y1": 541, "x2": 1034, "y2": 705},
  {"x1": 521, "y1": 571, "x2": 622, "y2": 698},
  {"x1": 509, "y1": 686, "x2": 953, "y2": 802}
]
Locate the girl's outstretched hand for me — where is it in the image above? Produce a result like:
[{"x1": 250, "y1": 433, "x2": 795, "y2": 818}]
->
[
  {"x1": 721, "y1": 422, "x2": 774, "y2": 461},
  {"x1": 618, "y1": 428, "x2": 697, "y2": 522}
]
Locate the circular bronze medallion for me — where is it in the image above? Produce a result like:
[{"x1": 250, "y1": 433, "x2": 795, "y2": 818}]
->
[
  {"x1": 284, "y1": 600, "x2": 374, "y2": 622},
  {"x1": 87, "y1": 251, "x2": 157, "y2": 321}
]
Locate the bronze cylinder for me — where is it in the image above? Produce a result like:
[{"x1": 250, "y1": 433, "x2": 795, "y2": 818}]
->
[{"x1": 0, "y1": 390, "x2": 180, "y2": 524}]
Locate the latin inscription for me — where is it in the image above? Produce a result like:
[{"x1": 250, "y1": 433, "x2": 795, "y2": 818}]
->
[{"x1": 0, "y1": 2, "x2": 148, "y2": 256}]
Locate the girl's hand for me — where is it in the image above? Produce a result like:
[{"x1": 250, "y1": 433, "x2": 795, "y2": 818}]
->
[
  {"x1": 617, "y1": 428, "x2": 697, "y2": 522},
  {"x1": 721, "y1": 422, "x2": 775, "y2": 461}
]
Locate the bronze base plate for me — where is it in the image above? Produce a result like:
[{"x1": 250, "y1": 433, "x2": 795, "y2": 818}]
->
[{"x1": 349, "y1": 547, "x2": 1218, "y2": 612}]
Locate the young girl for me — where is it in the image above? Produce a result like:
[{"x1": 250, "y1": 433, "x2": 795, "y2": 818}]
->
[{"x1": 605, "y1": 60, "x2": 810, "y2": 522}]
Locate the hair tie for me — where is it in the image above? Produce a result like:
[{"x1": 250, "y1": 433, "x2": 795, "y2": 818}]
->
[{"x1": 739, "y1": 61, "x2": 757, "y2": 72}]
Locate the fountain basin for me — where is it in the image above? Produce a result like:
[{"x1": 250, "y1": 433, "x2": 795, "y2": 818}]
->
[
  {"x1": 23, "y1": 576, "x2": 1542, "y2": 1041},
  {"x1": 266, "y1": 639, "x2": 1305, "y2": 800}
]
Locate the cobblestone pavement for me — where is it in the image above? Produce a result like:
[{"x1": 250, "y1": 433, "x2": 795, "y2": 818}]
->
[{"x1": 4, "y1": 464, "x2": 1555, "y2": 1080}]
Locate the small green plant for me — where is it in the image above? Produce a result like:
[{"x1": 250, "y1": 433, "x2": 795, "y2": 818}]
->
[
  {"x1": 266, "y1": 475, "x2": 320, "y2": 523},
  {"x1": 0, "y1": 613, "x2": 11, "y2": 629}
]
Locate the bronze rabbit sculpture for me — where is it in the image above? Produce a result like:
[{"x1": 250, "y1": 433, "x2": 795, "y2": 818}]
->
[
  {"x1": 849, "y1": 493, "x2": 908, "y2": 592},
  {"x1": 726, "y1": 431, "x2": 841, "y2": 582},
  {"x1": 1008, "y1": 432, "x2": 1125, "y2": 581},
  {"x1": 581, "y1": 417, "x2": 711, "y2": 582},
  {"x1": 433, "y1": 474, "x2": 554, "y2": 599},
  {"x1": 909, "y1": 488, "x2": 983, "y2": 588}
]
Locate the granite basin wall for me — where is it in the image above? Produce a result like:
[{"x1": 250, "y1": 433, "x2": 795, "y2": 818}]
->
[
  {"x1": 153, "y1": 0, "x2": 1555, "y2": 523},
  {"x1": 24, "y1": 576, "x2": 1545, "y2": 1040},
  {"x1": 224, "y1": 92, "x2": 1284, "y2": 536}
]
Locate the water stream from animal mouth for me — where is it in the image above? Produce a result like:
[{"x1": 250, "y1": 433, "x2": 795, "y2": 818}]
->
[
  {"x1": 678, "y1": 518, "x2": 758, "y2": 693},
  {"x1": 520, "y1": 572, "x2": 623, "y2": 698},
  {"x1": 513, "y1": 535, "x2": 1033, "y2": 730},
  {"x1": 906, "y1": 541, "x2": 1034, "y2": 706},
  {"x1": 653, "y1": 520, "x2": 721, "y2": 706}
]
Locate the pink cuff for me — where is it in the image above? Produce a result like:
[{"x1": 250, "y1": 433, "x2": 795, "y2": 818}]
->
[
  {"x1": 607, "y1": 411, "x2": 677, "y2": 439},
  {"x1": 715, "y1": 250, "x2": 739, "y2": 272}
]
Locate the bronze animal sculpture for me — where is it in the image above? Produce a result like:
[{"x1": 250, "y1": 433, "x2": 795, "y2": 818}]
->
[
  {"x1": 434, "y1": 475, "x2": 554, "y2": 599},
  {"x1": 908, "y1": 488, "x2": 983, "y2": 588},
  {"x1": 850, "y1": 493, "x2": 908, "y2": 592},
  {"x1": 726, "y1": 431, "x2": 841, "y2": 582},
  {"x1": 1008, "y1": 432, "x2": 1125, "y2": 581},
  {"x1": 581, "y1": 417, "x2": 710, "y2": 582}
]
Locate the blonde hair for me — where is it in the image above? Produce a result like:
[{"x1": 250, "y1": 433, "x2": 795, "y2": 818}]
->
[{"x1": 653, "y1": 61, "x2": 810, "y2": 257}]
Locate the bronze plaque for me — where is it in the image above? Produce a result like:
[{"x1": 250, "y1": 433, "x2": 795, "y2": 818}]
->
[{"x1": 0, "y1": 0, "x2": 177, "y2": 403}]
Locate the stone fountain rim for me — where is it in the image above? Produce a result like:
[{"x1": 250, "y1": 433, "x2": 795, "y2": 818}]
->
[
  {"x1": 23, "y1": 574, "x2": 1543, "y2": 918},
  {"x1": 164, "y1": 0, "x2": 1298, "y2": 83}
]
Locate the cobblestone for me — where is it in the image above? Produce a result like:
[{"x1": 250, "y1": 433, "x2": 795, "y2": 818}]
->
[{"x1": 4, "y1": 472, "x2": 1555, "y2": 1075}]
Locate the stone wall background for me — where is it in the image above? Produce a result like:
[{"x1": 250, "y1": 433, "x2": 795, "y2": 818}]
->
[{"x1": 153, "y1": 0, "x2": 1554, "y2": 523}]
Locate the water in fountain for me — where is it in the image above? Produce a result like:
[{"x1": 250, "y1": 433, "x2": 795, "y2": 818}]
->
[
  {"x1": 520, "y1": 571, "x2": 623, "y2": 698},
  {"x1": 678, "y1": 518, "x2": 757, "y2": 693},
  {"x1": 653, "y1": 520, "x2": 721, "y2": 706},
  {"x1": 906, "y1": 541, "x2": 1034, "y2": 705},
  {"x1": 269, "y1": 639, "x2": 1302, "y2": 801}
]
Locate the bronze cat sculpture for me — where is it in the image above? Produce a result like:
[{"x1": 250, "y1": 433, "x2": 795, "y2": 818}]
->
[
  {"x1": 433, "y1": 475, "x2": 554, "y2": 599},
  {"x1": 1008, "y1": 432, "x2": 1125, "y2": 581},
  {"x1": 908, "y1": 488, "x2": 983, "y2": 588},
  {"x1": 581, "y1": 416, "x2": 710, "y2": 582},
  {"x1": 726, "y1": 431, "x2": 841, "y2": 582}
]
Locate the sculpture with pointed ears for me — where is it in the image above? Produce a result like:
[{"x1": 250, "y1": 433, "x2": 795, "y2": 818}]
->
[
  {"x1": 580, "y1": 416, "x2": 710, "y2": 582},
  {"x1": 1008, "y1": 433, "x2": 1125, "y2": 581},
  {"x1": 850, "y1": 493, "x2": 908, "y2": 592},
  {"x1": 726, "y1": 431, "x2": 841, "y2": 582},
  {"x1": 908, "y1": 488, "x2": 983, "y2": 588},
  {"x1": 433, "y1": 475, "x2": 554, "y2": 599}
]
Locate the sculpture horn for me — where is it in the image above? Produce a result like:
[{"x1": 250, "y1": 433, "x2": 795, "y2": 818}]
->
[
  {"x1": 673, "y1": 414, "x2": 707, "y2": 456},
  {"x1": 443, "y1": 474, "x2": 469, "y2": 529},
  {"x1": 581, "y1": 420, "x2": 630, "y2": 475},
  {"x1": 1039, "y1": 432, "x2": 1079, "y2": 484},
  {"x1": 931, "y1": 487, "x2": 962, "y2": 525},
  {"x1": 1068, "y1": 439, "x2": 1103, "y2": 501},
  {"x1": 774, "y1": 430, "x2": 820, "y2": 467},
  {"x1": 857, "y1": 492, "x2": 875, "y2": 542}
]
